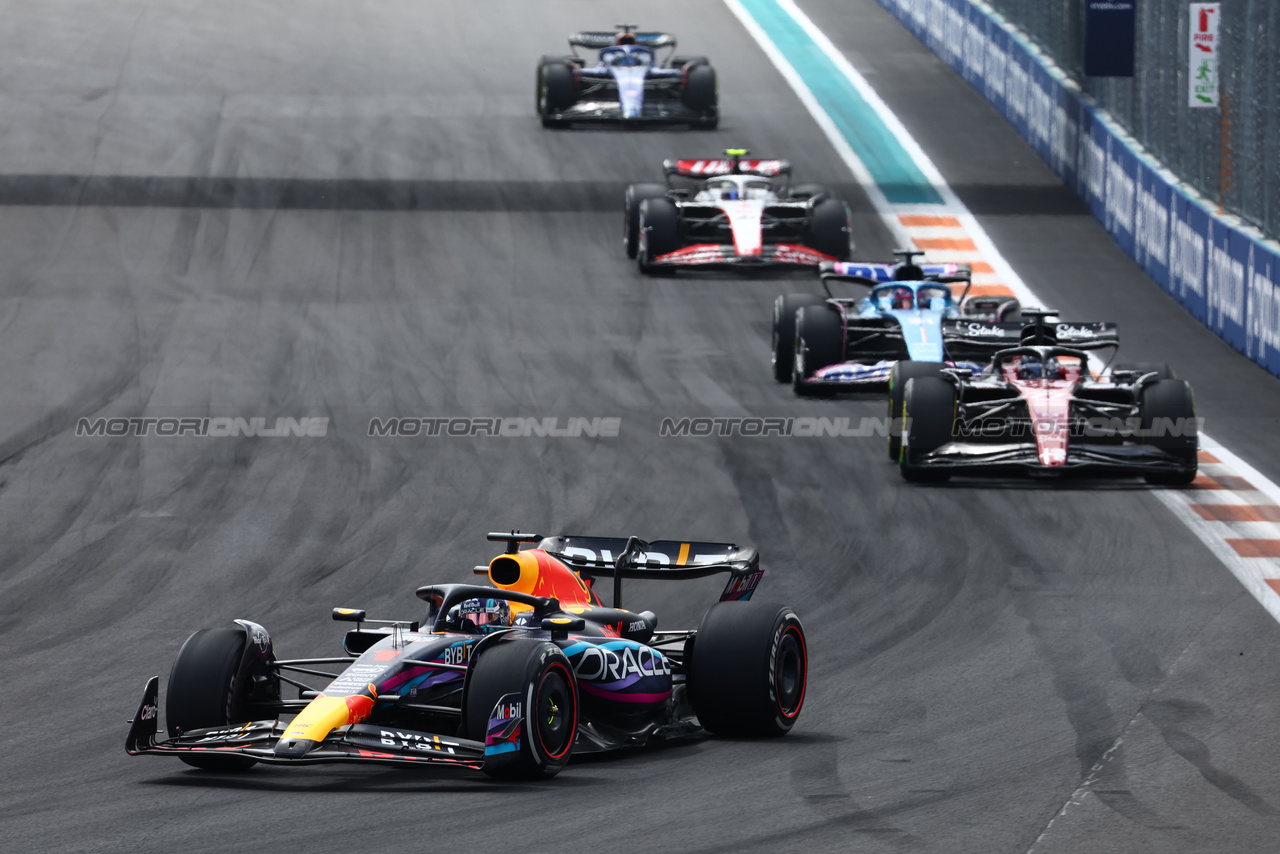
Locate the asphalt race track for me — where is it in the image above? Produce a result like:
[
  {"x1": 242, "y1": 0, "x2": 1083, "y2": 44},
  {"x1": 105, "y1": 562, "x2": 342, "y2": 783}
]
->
[{"x1": 3, "y1": 2, "x2": 1280, "y2": 852}]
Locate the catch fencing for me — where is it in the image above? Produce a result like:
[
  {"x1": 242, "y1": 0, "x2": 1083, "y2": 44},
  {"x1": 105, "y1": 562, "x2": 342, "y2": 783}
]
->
[{"x1": 981, "y1": 0, "x2": 1279, "y2": 242}]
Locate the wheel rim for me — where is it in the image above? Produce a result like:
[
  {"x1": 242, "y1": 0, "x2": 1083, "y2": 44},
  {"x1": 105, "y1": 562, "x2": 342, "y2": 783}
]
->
[
  {"x1": 535, "y1": 664, "x2": 575, "y2": 760},
  {"x1": 775, "y1": 626, "x2": 807, "y2": 719}
]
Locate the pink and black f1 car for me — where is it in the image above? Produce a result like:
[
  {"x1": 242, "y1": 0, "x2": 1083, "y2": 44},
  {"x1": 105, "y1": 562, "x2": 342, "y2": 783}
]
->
[
  {"x1": 625, "y1": 149, "x2": 854, "y2": 273},
  {"x1": 537, "y1": 26, "x2": 717, "y2": 128},
  {"x1": 894, "y1": 312, "x2": 1199, "y2": 483},
  {"x1": 126, "y1": 532, "x2": 807, "y2": 780}
]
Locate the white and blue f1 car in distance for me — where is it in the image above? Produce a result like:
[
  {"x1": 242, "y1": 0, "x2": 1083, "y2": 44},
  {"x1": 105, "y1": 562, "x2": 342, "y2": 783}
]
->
[
  {"x1": 772, "y1": 251, "x2": 1026, "y2": 397},
  {"x1": 537, "y1": 25, "x2": 717, "y2": 129}
]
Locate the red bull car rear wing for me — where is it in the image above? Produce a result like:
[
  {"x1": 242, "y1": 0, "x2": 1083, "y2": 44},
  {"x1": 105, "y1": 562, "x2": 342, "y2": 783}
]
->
[{"x1": 528, "y1": 534, "x2": 764, "y2": 606}]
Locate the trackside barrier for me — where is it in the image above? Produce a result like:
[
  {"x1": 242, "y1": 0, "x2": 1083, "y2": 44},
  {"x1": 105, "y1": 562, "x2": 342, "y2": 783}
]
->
[{"x1": 872, "y1": 0, "x2": 1280, "y2": 381}]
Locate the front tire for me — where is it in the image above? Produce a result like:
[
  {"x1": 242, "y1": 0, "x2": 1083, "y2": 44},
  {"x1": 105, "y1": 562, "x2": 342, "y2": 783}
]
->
[
  {"x1": 1139, "y1": 378, "x2": 1198, "y2": 485},
  {"x1": 539, "y1": 62, "x2": 576, "y2": 127},
  {"x1": 688, "y1": 602, "x2": 807, "y2": 737},
  {"x1": 166, "y1": 627, "x2": 257, "y2": 771},
  {"x1": 887, "y1": 361, "x2": 947, "y2": 460},
  {"x1": 899, "y1": 376, "x2": 955, "y2": 482},
  {"x1": 637, "y1": 197, "x2": 680, "y2": 275},
  {"x1": 792, "y1": 304, "x2": 843, "y2": 396},
  {"x1": 625, "y1": 184, "x2": 667, "y2": 259},
  {"x1": 466, "y1": 641, "x2": 578, "y2": 779},
  {"x1": 772, "y1": 294, "x2": 827, "y2": 383}
]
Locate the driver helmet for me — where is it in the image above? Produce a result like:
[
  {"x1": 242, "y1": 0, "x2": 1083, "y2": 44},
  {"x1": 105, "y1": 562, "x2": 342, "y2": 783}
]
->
[
  {"x1": 719, "y1": 181, "x2": 739, "y2": 201},
  {"x1": 1016, "y1": 354, "x2": 1043, "y2": 380},
  {"x1": 615, "y1": 32, "x2": 637, "y2": 45},
  {"x1": 457, "y1": 597, "x2": 512, "y2": 633},
  {"x1": 891, "y1": 287, "x2": 914, "y2": 310}
]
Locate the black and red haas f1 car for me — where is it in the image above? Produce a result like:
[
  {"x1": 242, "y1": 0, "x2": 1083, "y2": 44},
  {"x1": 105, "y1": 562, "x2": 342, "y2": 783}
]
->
[
  {"x1": 625, "y1": 149, "x2": 853, "y2": 273},
  {"x1": 894, "y1": 312, "x2": 1199, "y2": 483},
  {"x1": 126, "y1": 532, "x2": 807, "y2": 779}
]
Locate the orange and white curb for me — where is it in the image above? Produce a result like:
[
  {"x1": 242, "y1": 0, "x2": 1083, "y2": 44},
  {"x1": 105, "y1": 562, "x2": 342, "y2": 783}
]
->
[
  {"x1": 894, "y1": 213, "x2": 1018, "y2": 303},
  {"x1": 1152, "y1": 443, "x2": 1280, "y2": 624}
]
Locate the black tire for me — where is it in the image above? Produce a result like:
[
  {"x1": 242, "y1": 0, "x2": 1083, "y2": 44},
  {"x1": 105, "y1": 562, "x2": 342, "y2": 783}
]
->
[
  {"x1": 682, "y1": 64, "x2": 717, "y2": 112},
  {"x1": 624, "y1": 183, "x2": 668, "y2": 259},
  {"x1": 789, "y1": 183, "x2": 831, "y2": 201},
  {"x1": 1114, "y1": 361, "x2": 1176, "y2": 381},
  {"x1": 465, "y1": 640, "x2": 578, "y2": 779},
  {"x1": 670, "y1": 55, "x2": 710, "y2": 69},
  {"x1": 535, "y1": 55, "x2": 577, "y2": 111},
  {"x1": 887, "y1": 361, "x2": 947, "y2": 461},
  {"x1": 1140, "y1": 379, "x2": 1198, "y2": 485},
  {"x1": 792, "y1": 304, "x2": 843, "y2": 396},
  {"x1": 900, "y1": 376, "x2": 955, "y2": 482},
  {"x1": 809, "y1": 198, "x2": 851, "y2": 261},
  {"x1": 772, "y1": 294, "x2": 826, "y2": 382},
  {"x1": 688, "y1": 602, "x2": 807, "y2": 737},
  {"x1": 539, "y1": 62, "x2": 576, "y2": 127},
  {"x1": 166, "y1": 627, "x2": 257, "y2": 771},
  {"x1": 637, "y1": 197, "x2": 680, "y2": 275}
]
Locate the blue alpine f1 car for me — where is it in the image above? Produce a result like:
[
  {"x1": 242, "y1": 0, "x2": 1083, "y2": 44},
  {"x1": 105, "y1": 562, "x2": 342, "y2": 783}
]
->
[
  {"x1": 771, "y1": 251, "x2": 1025, "y2": 396},
  {"x1": 536, "y1": 26, "x2": 717, "y2": 128}
]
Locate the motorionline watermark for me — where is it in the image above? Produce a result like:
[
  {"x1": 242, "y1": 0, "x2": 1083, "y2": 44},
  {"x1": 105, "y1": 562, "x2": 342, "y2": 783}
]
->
[
  {"x1": 657, "y1": 415, "x2": 1204, "y2": 439},
  {"x1": 659, "y1": 416, "x2": 899, "y2": 438},
  {"x1": 368, "y1": 417, "x2": 621, "y2": 438},
  {"x1": 949, "y1": 416, "x2": 1204, "y2": 439},
  {"x1": 76, "y1": 417, "x2": 329, "y2": 438}
]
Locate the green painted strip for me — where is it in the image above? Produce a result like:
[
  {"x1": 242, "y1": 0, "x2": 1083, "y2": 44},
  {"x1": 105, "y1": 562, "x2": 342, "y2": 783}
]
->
[{"x1": 736, "y1": 0, "x2": 943, "y2": 205}]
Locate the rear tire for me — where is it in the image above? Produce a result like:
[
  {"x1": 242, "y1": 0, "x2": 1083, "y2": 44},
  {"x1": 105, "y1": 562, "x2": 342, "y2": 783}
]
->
[
  {"x1": 809, "y1": 198, "x2": 852, "y2": 261},
  {"x1": 670, "y1": 55, "x2": 710, "y2": 69},
  {"x1": 688, "y1": 602, "x2": 807, "y2": 737},
  {"x1": 900, "y1": 377, "x2": 955, "y2": 482},
  {"x1": 466, "y1": 641, "x2": 578, "y2": 780},
  {"x1": 1139, "y1": 379, "x2": 1198, "y2": 485},
  {"x1": 637, "y1": 198, "x2": 680, "y2": 275},
  {"x1": 887, "y1": 361, "x2": 947, "y2": 460},
  {"x1": 772, "y1": 294, "x2": 826, "y2": 382},
  {"x1": 624, "y1": 184, "x2": 668, "y2": 259},
  {"x1": 682, "y1": 64, "x2": 717, "y2": 112},
  {"x1": 166, "y1": 627, "x2": 257, "y2": 771},
  {"x1": 792, "y1": 304, "x2": 843, "y2": 396}
]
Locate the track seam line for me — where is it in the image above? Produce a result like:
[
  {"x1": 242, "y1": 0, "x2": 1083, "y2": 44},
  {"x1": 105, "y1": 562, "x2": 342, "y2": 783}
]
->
[{"x1": 1022, "y1": 589, "x2": 1244, "y2": 853}]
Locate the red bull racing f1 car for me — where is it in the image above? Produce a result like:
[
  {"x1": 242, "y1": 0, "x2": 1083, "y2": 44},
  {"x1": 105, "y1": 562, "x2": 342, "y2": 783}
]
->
[
  {"x1": 126, "y1": 532, "x2": 807, "y2": 779},
  {"x1": 625, "y1": 149, "x2": 853, "y2": 273}
]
